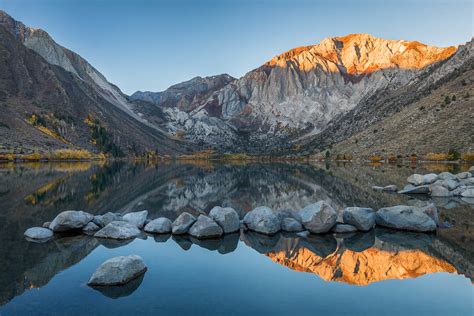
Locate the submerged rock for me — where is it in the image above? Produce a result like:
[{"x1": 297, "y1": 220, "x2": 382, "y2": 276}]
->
[
  {"x1": 281, "y1": 217, "x2": 304, "y2": 232},
  {"x1": 243, "y1": 206, "x2": 280, "y2": 235},
  {"x1": 375, "y1": 206, "x2": 436, "y2": 232},
  {"x1": 24, "y1": 227, "x2": 53, "y2": 241},
  {"x1": 188, "y1": 215, "x2": 223, "y2": 239},
  {"x1": 122, "y1": 210, "x2": 148, "y2": 229},
  {"x1": 49, "y1": 210, "x2": 93, "y2": 232},
  {"x1": 209, "y1": 206, "x2": 240, "y2": 233},
  {"x1": 94, "y1": 221, "x2": 141, "y2": 240},
  {"x1": 144, "y1": 217, "x2": 172, "y2": 234},
  {"x1": 172, "y1": 212, "x2": 197, "y2": 234},
  {"x1": 342, "y1": 207, "x2": 375, "y2": 231},
  {"x1": 87, "y1": 255, "x2": 147, "y2": 286},
  {"x1": 299, "y1": 201, "x2": 337, "y2": 234}
]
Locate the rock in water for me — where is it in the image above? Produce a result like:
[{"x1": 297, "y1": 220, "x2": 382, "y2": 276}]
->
[
  {"x1": 94, "y1": 221, "x2": 141, "y2": 240},
  {"x1": 375, "y1": 206, "x2": 436, "y2": 232},
  {"x1": 49, "y1": 210, "x2": 93, "y2": 232},
  {"x1": 243, "y1": 206, "x2": 280, "y2": 235},
  {"x1": 407, "y1": 174, "x2": 424, "y2": 186},
  {"x1": 438, "y1": 172, "x2": 457, "y2": 181},
  {"x1": 423, "y1": 173, "x2": 438, "y2": 184},
  {"x1": 188, "y1": 215, "x2": 223, "y2": 239},
  {"x1": 82, "y1": 222, "x2": 100, "y2": 233},
  {"x1": 441, "y1": 179, "x2": 459, "y2": 190},
  {"x1": 298, "y1": 201, "x2": 337, "y2": 234},
  {"x1": 456, "y1": 172, "x2": 472, "y2": 179},
  {"x1": 421, "y1": 203, "x2": 439, "y2": 226},
  {"x1": 209, "y1": 206, "x2": 240, "y2": 233},
  {"x1": 87, "y1": 255, "x2": 147, "y2": 286},
  {"x1": 122, "y1": 210, "x2": 148, "y2": 229},
  {"x1": 342, "y1": 207, "x2": 375, "y2": 231},
  {"x1": 42, "y1": 221, "x2": 51, "y2": 228},
  {"x1": 172, "y1": 212, "x2": 197, "y2": 234},
  {"x1": 332, "y1": 224, "x2": 357, "y2": 233},
  {"x1": 281, "y1": 218, "x2": 304, "y2": 232},
  {"x1": 398, "y1": 185, "x2": 430, "y2": 194},
  {"x1": 430, "y1": 184, "x2": 452, "y2": 197},
  {"x1": 144, "y1": 218, "x2": 172, "y2": 234},
  {"x1": 461, "y1": 186, "x2": 474, "y2": 197},
  {"x1": 24, "y1": 227, "x2": 53, "y2": 241},
  {"x1": 93, "y1": 212, "x2": 122, "y2": 228},
  {"x1": 383, "y1": 185, "x2": 398, "y2": 192}
]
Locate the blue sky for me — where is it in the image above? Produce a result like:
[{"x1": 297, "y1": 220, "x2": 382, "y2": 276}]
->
[{"x1": 1, "y1": 0, "x2": 472, "y2": 94}]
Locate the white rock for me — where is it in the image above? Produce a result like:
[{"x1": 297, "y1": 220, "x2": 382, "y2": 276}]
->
[
  {"x1": 24, "y1": 227, "x2": 53, "y2": 240},
  {"x1": 144, "y1": 218, "x2": 172, "y2": 234},
  {"x1": 407, "y1": 174, "x2": 424, "y2": 186}
]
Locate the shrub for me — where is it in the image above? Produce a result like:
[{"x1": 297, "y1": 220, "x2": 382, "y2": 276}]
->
[
  {"x1": 369, "y1": 155, "x2": 383, "y2": 162},
  {"x1": 444, "y1": 96, "x2": 451, "y2": 105},
  {"x1": 447, "y1": 148, "x2": 460, "y2": 161},
  {"x1": 461, "y1": 152, "x2": 474, "y2": 161},
  {"x1": 452, "y1": 94, "x2": 456, "y2": 101},
  {"x1": 425, "y1": 153, "x2": 449, "y2": 161}
]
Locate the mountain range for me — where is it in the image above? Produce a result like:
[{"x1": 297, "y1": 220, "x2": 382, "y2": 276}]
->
[{"x1": 0, "y1": 10, "x2": 472, "y2": 159}]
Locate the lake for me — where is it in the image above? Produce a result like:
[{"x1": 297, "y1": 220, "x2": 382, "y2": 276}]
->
[{"x1": 0, "y1": 161, "x2": 472, "y2": 315}]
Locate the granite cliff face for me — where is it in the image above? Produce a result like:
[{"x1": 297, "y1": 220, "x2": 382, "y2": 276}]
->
[{"x1": 131, "y1": 34, "x2": 460, "y2": 152}]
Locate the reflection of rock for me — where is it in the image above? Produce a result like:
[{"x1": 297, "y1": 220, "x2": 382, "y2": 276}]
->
[
  {"x1": 90, "y1": 273, "x2": 145, "y2": 299},
  {"x1": 153, "y1": 234, "x2": 171, "y2": 243},
  {"x1": 172, "y1": 235, "x2": 193, "y2": 250},
  {"x1": 97, "y1": 238, "x2": 134, "y2": 249},
  {"x1": 189, "y1": 233, "x2": 239, "y2": 254},
  {"x1": 344, "y1": 230, "x2": 375, "y2": 252},
  {"x1": 299, "y1": 234, "x2": 338, "y2": 258},
  {"x1": 241, "y1": 231, "x2": 281, "y2": 254}
]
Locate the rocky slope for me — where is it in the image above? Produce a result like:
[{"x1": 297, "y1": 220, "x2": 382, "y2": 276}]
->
[
  {"x1": 132, "y1": 34, "x2": 461, "y2": 152},
  {"x1": 0, "y1": 11, "x2": 187, "y2": 156}
]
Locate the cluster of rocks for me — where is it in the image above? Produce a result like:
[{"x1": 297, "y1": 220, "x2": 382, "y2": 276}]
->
[{"x1": 398, "y1": 168, "x2": 474, "y2": 198}]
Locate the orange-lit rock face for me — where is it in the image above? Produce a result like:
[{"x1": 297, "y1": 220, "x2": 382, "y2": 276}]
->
[
  {"x1": 267, "y1": 246, "x2": 457, "y2": 285},
  {"x1": 265, "y1": 33, "x2": 456, "y2": 74}
]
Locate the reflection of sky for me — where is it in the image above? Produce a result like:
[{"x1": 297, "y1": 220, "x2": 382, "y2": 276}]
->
[
  {"x1": 1, "y1": 0, "x2": 472, "y2": 94},
  {"x1": 1, "y1": 238, "x2": 471, "y2": 315}
]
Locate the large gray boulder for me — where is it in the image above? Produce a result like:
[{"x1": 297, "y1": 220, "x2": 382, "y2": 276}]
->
[
  {"x1": 144, "y1": 217, "x2": 172, "y2": 234},
  {"x1": 407, "y1": 174, "x2": 424, "y2": 186},
  {"x1": 281, "y1": 217, "x2": 304, "y2": 232},
  {"x1": 94, "y1": 221, "x2": 141, "y2": 239},
  {"x1": 375, "y1": 206, "x2": 436, "y2": 232},
  {"x1": 188, "y1": 215, "x2": 223, "y2": 239},
  {"x1": 243, "y1": 206, "x2": 280, "y2": 235},
  {"x1": 423, "y1": 173, "x2": 438, "y2": 184},
  {"x1": 123, "y1": 210, "x2": 148, "y2": 229},
  {"x1": 209, "y1": 206, "x2": 239, "y2": 233},
  {"x1": 24, "y1": 227, "x2": 53, "y2": 241},
  {"x1": 49, "y1": 210, "x2": 93, "y2": 232},
  {"x1": 172, "y1": 212, "x2": 197, "y2": 234},
  {"x1": 430, "y1": 184, "x2": 452, "y2": 197},
  {"x1": 93, "y1": 212, "x2": 122, "y2": 228},
  {"x1": 342, "y1": 207, "x2": 375, "y2": 231},
  {"x1": 298, "y1": 201, "x2": 337, "y2": 234},
  {"x1": 460, "y1": 186, "x2": 474, "y2": 197},
  {"x1": 398, "y1": 185, "x2": 430, "y2": 194},
  {"x1": 88, "y1": 255, "x2": 147, "y2": 286}
]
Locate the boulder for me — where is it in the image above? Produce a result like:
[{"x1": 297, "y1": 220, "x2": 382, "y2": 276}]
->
[
  {"x1": 93, "y1": 212, "x2": 122, "y2": 228},
  {"x1": 423, "y1": 173, "x2": 438, "y2": 184},
  {"x1": 208, "y1": 206, "x2": 240, "y2": 233},
  {"x1": 49, "y1": 210, "x2": 93, "y2": 232},
  {"x1": 375, "y1": 206, "x2": 436, "y2": 232},
  {"x1": 42, "y1": 221, "x2": 51, "y2": 228},
  {"x1": 460, "y1": 186, "x2": 474, "y2": 198},
  {"x1": 456, "y1": 172, "x2": 472, "y2": 179},
  {"x1": 460, "y1": 178, "x2": 474, "y2": 186},
  {"x1": 122, "y1": 210, "x2": 148, "y2": 229},
  {"x1": 407, "y1": 174, "x2": 424, "y2": 186},
  {"x1": 281, "y1": 217, "x2": 304, "y2": 232},
  {"x1": 383, "y1": 185, "x2": 398, "y2": 192},
  {"x1": 438, "y1": 172, "x2": 457, "y2": 181},
  {"x1": 441, "y1": 179, "x2": 459, "y2": 190},
  {"x1": 243, "y1": 206, "x2": 280, "y2": 235},
  {"x1": 188, "y1": 215, "x2": 223, "y2": 239},
  {"x1": 87, "y1": 255, "x2": 147, "y2": 286},
  {"x1": 144, "y1": 217, "x2": 172, "y2": 234},
  {"x1": 171, "y1": 212, "x2": 197, "y2": 234},
  {"x1": 430, "y1": 184, "x2": 452, "y2": 197},
  {"x1": 82, "y1": 222, "x2": 100, "y2": 233},
  {"x1": 24, "y1": 227, "x2": 53, "y2": 241},
  {"x1": 451, "y1": 185, "x2": 467, "y2": 196},
  {"x1": 298, "y1": 201, "x2": 337, "y2": 234},
  {"x1": 342, "y1": 207, "x2": 375, "y2": 231},
  {"x1": 94, "y1": 221, "x2": 141, "y2": 240},
  {"x1": 398, "y1": 185, "x2": 430, "y2": 194},
  {"x1": 332, "y1": 224, "x2": 357, "y2": 233}
]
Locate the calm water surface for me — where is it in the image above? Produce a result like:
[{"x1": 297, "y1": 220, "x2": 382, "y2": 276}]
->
[{"x1": 0, "y1": 161, "x2": 472, "y2": 315}]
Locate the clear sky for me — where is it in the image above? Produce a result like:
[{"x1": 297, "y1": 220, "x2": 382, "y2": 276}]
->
[{"x1": 1, "y1": 0, "x2": 472, "y2": 94}]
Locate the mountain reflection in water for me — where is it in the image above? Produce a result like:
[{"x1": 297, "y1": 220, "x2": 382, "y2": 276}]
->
[{"x1": 0, "y1": 161, "x2": 472, "y2": 306}]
